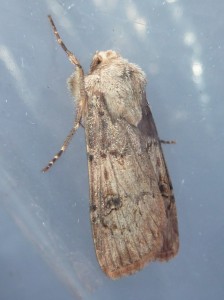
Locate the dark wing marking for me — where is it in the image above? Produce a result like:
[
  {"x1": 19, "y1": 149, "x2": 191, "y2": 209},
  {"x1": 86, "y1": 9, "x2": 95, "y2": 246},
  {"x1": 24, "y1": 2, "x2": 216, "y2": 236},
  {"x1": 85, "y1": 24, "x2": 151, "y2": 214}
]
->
[{"x1": 86, "y1": 92, "x2": 178, "y2": 279}]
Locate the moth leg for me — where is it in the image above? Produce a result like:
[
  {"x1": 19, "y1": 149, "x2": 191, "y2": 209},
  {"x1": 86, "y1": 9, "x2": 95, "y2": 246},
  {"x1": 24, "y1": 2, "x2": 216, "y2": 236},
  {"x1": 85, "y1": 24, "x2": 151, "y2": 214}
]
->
[
  {"x1": 160, "y1": 139, "x2": 176, "y2": 144},
  {"x1": 42, "y1": 91, "x2": 84, "y2": 172},
  {"x1": 42, "y1": 16, "x2": 87, "y2": 172},
  {"x1": 42, "y1": 117, "x2": 81, "y2": 172},
  {"x1": 48, "y1": 15, "x2": 81, "y2": 67},
  {"x1": 48, "y1": 15, "x2": 86, "y2": 104}
]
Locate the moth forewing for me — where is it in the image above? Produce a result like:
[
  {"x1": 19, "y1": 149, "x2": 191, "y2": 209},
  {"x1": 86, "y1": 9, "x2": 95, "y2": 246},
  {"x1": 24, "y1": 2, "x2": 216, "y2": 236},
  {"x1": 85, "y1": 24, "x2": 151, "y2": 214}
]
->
[
  {"x1": 44, "y1": 16, "x2": 179, "y2": 279},
  {"x1": 83, "y1": 53, "x2": 179, "y2": 278}
]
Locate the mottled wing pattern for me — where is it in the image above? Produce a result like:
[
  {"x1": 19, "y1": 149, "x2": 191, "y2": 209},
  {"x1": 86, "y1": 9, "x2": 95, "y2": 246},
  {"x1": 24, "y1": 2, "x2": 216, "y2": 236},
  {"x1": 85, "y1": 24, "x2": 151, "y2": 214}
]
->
[{"x1": 85, "y1": 91, "x2": 178, "y2": 279}]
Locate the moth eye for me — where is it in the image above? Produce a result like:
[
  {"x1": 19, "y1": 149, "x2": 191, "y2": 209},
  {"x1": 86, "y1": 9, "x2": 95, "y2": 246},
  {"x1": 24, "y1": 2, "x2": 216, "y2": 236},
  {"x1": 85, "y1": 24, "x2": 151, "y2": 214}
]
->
[
  {"x1": 95, "y1": 57, "x2": 101, "y2": 65},
  {"x1": 90, "y1": 56, "x2": 102, "y2": 72}
]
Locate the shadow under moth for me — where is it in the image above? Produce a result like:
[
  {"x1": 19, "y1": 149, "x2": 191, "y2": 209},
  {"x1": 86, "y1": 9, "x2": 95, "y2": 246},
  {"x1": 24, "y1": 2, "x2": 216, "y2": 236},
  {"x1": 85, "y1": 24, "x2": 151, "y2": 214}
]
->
[{"x1": 43, "y1": 15, "x2": 179, "y2": 279}]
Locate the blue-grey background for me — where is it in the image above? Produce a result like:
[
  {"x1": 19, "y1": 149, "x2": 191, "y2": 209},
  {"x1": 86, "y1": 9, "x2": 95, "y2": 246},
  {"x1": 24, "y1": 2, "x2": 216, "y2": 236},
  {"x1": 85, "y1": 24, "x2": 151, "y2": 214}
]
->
[{"x1": 1, "y1": 0, "x2": 223, "y2": 299}]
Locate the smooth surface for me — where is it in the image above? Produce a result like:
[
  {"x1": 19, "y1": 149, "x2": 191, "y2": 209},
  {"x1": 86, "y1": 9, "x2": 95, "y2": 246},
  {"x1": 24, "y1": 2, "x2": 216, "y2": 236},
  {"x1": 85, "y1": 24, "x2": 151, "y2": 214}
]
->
[{"x1": 0, "y1": 0, "x2": 223, "y2": 299}]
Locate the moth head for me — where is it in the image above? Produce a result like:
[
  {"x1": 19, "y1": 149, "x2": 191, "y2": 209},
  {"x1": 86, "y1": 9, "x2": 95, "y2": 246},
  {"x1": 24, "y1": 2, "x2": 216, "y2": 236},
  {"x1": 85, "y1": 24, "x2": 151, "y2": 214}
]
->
[{"x1": 90, "y1": 50, "x2": 120, "y2": 72}]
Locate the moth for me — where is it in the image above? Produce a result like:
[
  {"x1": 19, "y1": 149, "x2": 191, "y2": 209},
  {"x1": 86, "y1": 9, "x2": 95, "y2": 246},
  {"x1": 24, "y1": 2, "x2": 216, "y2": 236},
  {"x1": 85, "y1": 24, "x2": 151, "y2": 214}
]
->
[{"x1": 43, "y1": 15, "x2": 179, "y2": 279}]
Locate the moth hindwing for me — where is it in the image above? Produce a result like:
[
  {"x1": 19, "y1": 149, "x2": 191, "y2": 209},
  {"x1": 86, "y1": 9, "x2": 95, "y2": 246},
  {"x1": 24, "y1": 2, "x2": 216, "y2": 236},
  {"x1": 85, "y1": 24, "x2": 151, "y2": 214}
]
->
[{"x1": 43, "y1": 15, "x2": 179, "y2": 279}]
